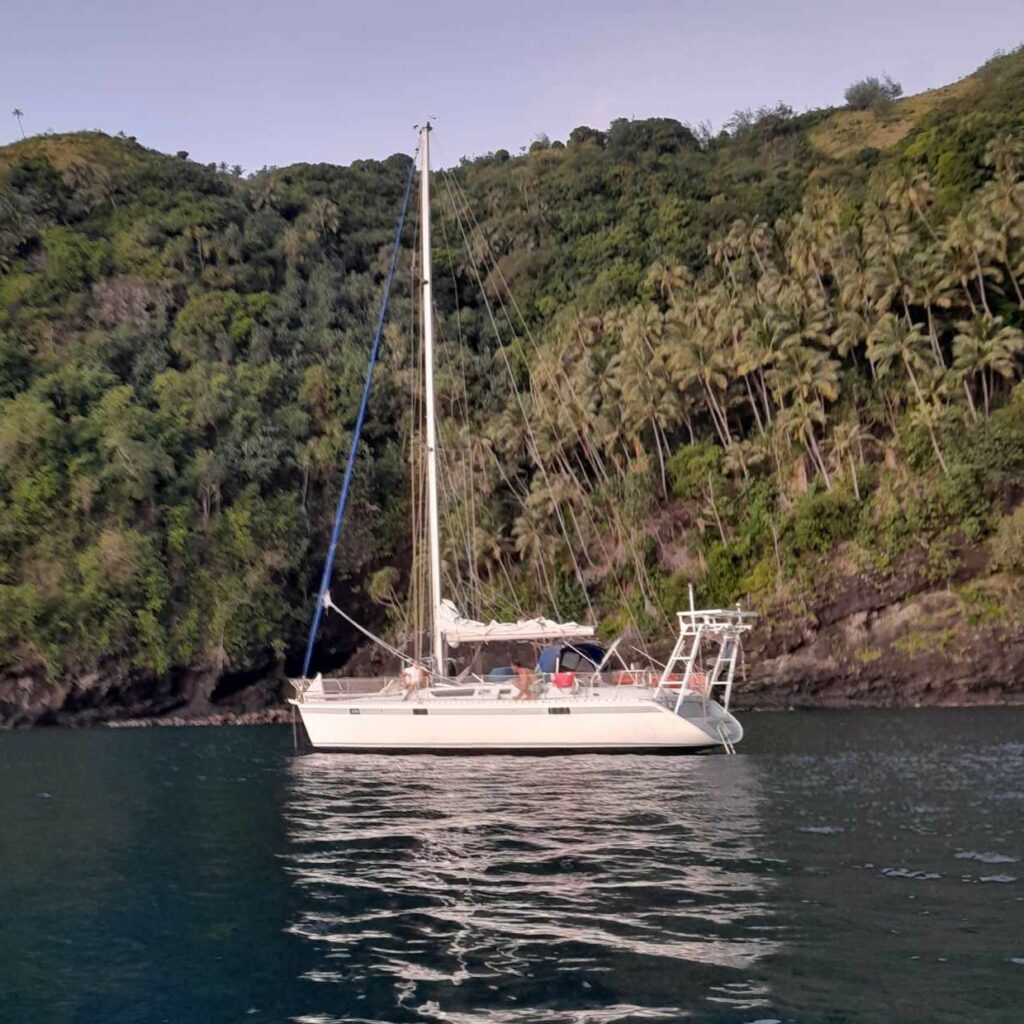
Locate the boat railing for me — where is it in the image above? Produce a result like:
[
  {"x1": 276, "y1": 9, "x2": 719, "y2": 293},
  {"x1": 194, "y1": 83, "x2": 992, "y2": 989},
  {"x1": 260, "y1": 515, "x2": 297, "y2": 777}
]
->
[
  {"x1": 291, "y1": 676, "x2": 402, "y2": 701},
  {"x1": 291, "y1": 669, "x2": 719, "y2": 704}
]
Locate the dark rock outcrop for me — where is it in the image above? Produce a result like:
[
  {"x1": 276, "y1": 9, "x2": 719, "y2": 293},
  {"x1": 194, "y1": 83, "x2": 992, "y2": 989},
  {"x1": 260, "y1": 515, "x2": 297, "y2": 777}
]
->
[
  {"x1": 738, "y1": 548, "x2": 1024, "y2": 709},
  {"x1": 0, "y1": 662, "x2": 283, "y2": 729}
]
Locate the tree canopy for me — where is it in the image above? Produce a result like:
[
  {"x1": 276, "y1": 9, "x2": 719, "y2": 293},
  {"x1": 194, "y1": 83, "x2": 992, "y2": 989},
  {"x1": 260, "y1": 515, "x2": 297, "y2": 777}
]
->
[{"x1": 1, "y1": 47, "x2": 1023, "y2": 697}]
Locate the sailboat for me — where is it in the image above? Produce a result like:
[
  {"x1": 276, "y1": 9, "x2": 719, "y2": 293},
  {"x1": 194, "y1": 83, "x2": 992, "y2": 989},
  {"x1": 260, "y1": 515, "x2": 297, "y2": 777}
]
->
[{"x1": 289, "y1": 124, "x2": 755, "y2": 752}]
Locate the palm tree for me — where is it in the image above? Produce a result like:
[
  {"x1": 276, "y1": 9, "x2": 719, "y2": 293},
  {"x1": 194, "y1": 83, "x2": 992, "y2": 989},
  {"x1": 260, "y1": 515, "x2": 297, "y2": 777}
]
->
[
  {"x1": 949, "y1": 326, "x2": 984, "y2": 423},
  {"x1": 944, "y1": 212, "x2": 1001, "y2": 318},
  {"x1": 512, "y1": 491, "x2": 564, "y2": 608},
  {"x1": 185, "y1": 224, "x2": 212, "y2": 271},
  {"x1": 773, "y1": 342, "x2": 840, "y2": 411},
  {"x1": 831, "y1": 308, "x2": 870, "y2": 361},
  {"x1": 665, "y1": 305, "x2": 734, "y2": 447},
  {"x1": 908, "y1": 249, "x2": 953, "y2": 369},
  {"x1": 886, "y1": 172, "x2": 939, "y2": 242},
  {"x1": 867, "y1": 312, "x2": 952, "y2": 467},
  {"x1": 771, "y1": 345, "x2": 840, "y2": 489},
  {"x1": 976, "y1": 179, "x2": 1024, "y2": 309},
  {"x1": 867, "y1": 314, "x2": 932, "y2": 404},
  {"x1": 734, "y1": 274, "x2": 792, "y2": 419},
  {"x1": 645, "y1": 261, "x2": 693, "y2": 306},
  {"x1": 909, "y1": 397, "x2": 950, "y2": 475},
  {"x1": 11, "y1": 109, "x2": 24, "y2": 138},
  {"x1": 953, "y1": 315, "x2": 1024, "y2": 418},
  {"x1": 708, "y1": 227, "x2": 743, "y2": 290},
  {"x1": 719, "y1": 304, "x2": 766, "y2": 434},
  {"x1": 984, "y1": 133, "x2": 1024, "y2": 180},
  {"x1": 864, "y1": 204, "x2": 914, "y2": 319},
  {"x1": 778, "y1": 401, "x2": 832, "y2": 490},
  {"x1": 786, "y1": 212, "x2": 830, "y2": 304},
  {"x1": 252, "y1": 175, "x2": 278, "y2": 212},
  {"x1": 767, "y1": 281, "x2": 830, "y2": 352},
  {"x1": 830, "y1": 415, "x2": 874, "y2": 500},
  {"x1": 309, "y1": 197, "x2": 340, "y2": 241},
  {"x1": 605, "y1": 308, "x2": 677, "y2": 497},
  {"x1": 746, "y1": 218, "x2": 774, "y2": 277}
]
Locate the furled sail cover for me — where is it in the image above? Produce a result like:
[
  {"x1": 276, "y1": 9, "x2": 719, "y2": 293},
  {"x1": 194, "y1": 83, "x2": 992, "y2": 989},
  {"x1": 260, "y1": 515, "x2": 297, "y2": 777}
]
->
[{"x1": 437, "y1": 599, "x2": 595, "y2": 647}]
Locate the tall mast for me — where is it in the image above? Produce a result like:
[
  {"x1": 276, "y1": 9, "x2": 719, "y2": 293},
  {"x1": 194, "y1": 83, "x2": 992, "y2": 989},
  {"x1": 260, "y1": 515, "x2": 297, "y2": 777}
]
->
[{"x1": 419, "y1": 123, "x2": 445, "y2": 675}]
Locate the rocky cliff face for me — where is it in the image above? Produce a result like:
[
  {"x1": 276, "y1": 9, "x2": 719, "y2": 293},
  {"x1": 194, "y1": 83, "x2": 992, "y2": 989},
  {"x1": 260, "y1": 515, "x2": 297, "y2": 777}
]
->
[
  {"x1": 738, "y1": 545, "x2": 1024, "y2": 709},
  {"x1": 2, "y1": 545, "x2": 1021, "y2": 728},
  {"x1": 0, "y1": 662, "x2": 278, "y2": 728}
]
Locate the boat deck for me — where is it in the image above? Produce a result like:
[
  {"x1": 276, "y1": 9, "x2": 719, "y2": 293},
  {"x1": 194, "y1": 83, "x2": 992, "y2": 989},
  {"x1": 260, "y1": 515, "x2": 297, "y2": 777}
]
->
[{"x1": 290, "y1": 676, "x2": 718, "y2": 714}]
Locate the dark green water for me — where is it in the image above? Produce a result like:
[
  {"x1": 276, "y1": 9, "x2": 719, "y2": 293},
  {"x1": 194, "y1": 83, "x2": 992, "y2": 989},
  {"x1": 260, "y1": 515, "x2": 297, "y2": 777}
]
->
[{"x1": 1, "y1": 709, "x2": 1022, "y2": 1024}]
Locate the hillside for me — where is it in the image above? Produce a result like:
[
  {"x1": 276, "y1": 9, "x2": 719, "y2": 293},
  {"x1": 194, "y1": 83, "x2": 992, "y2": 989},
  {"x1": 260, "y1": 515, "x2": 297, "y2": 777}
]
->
[
  {"x1": 1, "y1": 49, "x2": 1024, "y2": 725},
  {"x1": 809, "y1": 77, "x2": 975, "y2": 159}
]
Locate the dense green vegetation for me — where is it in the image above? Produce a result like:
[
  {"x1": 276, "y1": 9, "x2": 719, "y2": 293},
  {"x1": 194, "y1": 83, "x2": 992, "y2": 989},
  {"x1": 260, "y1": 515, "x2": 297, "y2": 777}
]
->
[{"x1": 1, "y1": 48, "x2": 1023, "y2": 693}]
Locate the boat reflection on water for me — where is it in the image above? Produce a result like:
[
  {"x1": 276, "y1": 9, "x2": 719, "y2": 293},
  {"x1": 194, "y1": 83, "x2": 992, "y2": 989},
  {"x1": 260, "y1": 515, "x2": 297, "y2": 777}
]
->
[{"x1": 282, "y1": 753, "x2": 783, "y2": 1023}]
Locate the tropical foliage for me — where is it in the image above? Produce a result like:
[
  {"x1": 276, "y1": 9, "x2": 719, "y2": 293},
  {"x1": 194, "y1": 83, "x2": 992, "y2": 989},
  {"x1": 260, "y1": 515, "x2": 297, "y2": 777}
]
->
[{"x1": 1, "y1": 47, "x2": 1023, "y2": 692}]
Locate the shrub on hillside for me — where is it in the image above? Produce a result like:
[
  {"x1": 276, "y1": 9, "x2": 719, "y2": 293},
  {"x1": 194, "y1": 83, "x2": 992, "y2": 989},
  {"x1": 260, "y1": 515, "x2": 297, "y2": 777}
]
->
[
  {"x1": 844, "y1": 75, "x2": 903, "y2": 112},
  {"x1": 992, "y1": 507, "x2": 1024, "y2": 574}
]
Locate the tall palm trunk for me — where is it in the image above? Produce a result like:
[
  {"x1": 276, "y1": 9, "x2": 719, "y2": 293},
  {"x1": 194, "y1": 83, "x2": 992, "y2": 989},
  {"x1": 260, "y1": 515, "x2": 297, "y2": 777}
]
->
[
  {"x1": 929, "y1": 428, "x2": 949, "y2": 475},
  {"x1": 902, "y1": 356, "x2": 926, "y2": 406},
  {"x1": 1009, "y1": 269, "x2": 1024, "y2": 310},
  {"x1": 848, "y1": 453, "x2": 861, "y2": 501},
  {"x1": 651, "y1": 416, "x2": 668, "y2": 499},
  {"x1": 962, "y1": 380, "x2": 979, "y2": 423},
  {"x1": 925, "y1": 306, "x2": 945, "y2": 369},
  {"x1": 805, "y1": 427, "x2": 832, "y2": 491},
  {"x1": 958, "y1": 274, "x2": 979, "y2": 316},
  {"x1": 913, "y1": 204, "x2": 940, "y2": 244},
  {"x1": 744, "y1": 376, "x2": 765, "y2": 434},
  {"x1": 703, "y1": 383, "x2": 732, "y2": 447},
  {"x1": 683, "y1": 412, "x2": 695, "y2": 444},
  {"x1": 757, "y1": 368, "x2": 773, "y2": 423},
  {"x1": 882, "y1": 392, "x2": 900, "y2": 436},
  {"x1": 706, "y1": 471, "x2": 729, "y2": 543},
  {"x1": 999, "y1": 233, "x2": 1024, "y2": 308},
  {"x1": 974, "y1": 252, "x2": 993, "y2": 317}
]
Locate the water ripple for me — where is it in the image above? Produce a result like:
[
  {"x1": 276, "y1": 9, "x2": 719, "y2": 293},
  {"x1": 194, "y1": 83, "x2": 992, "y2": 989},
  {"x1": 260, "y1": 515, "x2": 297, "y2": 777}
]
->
[{"x1": 283, "y1": 755, "x2": 778, "y2": 1022}]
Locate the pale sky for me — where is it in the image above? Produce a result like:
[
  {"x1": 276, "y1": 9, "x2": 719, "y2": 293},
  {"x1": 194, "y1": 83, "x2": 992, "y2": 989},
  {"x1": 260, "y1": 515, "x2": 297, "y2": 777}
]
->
[{"x1": 1, "y1": 0, "x2": 1020, "y2": 170}]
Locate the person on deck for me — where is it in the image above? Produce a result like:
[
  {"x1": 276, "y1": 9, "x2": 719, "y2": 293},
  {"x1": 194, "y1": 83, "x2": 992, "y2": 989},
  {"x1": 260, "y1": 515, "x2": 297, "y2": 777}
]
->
[
  {"x1": 510, "y1": 660, "x2": 536, "y2": 700},
  {"x1": 401, "y1": 662, "x2": 427, "y2": 700}
]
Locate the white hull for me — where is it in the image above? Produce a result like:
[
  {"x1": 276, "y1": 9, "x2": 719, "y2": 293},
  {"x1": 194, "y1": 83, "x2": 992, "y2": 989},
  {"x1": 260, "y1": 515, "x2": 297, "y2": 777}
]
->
[{"x1": 292, "y1": 689, "x2": 742, "y2": 752}]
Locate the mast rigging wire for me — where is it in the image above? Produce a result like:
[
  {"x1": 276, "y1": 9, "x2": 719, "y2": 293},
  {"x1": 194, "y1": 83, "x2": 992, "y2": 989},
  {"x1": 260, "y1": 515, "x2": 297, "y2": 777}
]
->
[
  {"x1": 437, "y1": 160, "x2": 665, "y2": 648},
  {"x1": 300, "y1": 155, "x2": 418, "y2": 678},
  {"x1": 437, "y1": 164, "x2": 664, "y2": 643}
]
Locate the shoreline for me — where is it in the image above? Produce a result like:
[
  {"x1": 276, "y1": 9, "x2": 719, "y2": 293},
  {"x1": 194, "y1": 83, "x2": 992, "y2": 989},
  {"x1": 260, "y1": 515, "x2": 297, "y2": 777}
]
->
[{"x1": 105, "y1": 707, "x2": 295, "y2": 728}]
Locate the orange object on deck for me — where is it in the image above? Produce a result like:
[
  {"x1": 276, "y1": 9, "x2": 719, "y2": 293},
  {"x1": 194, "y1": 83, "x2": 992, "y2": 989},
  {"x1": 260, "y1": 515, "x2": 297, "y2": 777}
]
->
[{"x1": 552, "y1": 671, "x2": 576, "y2": 689}]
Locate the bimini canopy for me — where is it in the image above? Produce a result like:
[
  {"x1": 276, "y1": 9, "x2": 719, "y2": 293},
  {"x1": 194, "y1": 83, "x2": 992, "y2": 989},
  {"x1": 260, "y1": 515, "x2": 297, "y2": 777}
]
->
[{"x1": 437, "y1": 599, "x2": 595, "y2": 647}]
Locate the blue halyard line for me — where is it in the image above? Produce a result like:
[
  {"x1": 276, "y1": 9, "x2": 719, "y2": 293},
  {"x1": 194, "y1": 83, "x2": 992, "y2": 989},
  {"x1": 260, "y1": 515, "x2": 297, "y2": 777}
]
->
[{"x1": 300, "y1": 157, "x2": 417, "y2": 678}]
